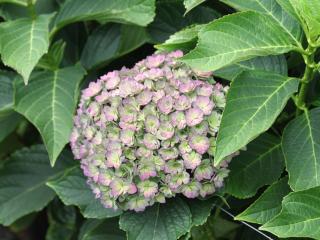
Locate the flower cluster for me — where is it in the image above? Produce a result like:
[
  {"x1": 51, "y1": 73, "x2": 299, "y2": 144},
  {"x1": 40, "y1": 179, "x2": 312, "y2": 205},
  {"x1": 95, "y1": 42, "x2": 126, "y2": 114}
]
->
[{"x1": 70, "y1": 51, "x2": 233, "y2": 212}]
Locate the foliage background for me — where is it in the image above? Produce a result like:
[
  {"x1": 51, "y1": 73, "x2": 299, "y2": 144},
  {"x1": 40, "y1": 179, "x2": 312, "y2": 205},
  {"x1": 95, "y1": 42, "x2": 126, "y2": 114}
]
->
[{"x1": 0, "y1": 0, "x2": 320, "y2": 239}]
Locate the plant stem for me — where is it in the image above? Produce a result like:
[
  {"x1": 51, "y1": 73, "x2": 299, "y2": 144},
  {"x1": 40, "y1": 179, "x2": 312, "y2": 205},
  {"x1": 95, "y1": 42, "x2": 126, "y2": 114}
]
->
[
  {"x1": 295, "y1": 45, "x2": 316, "y2": 116},
  {"x1": 27, "y1": 0, "x2": 36, "y2": 20}
]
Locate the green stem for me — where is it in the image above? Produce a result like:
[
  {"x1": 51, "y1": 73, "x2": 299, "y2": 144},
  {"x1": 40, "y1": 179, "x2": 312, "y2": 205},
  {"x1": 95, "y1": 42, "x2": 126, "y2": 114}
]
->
[
  {"x1": 27, "y1": 0, "x2": 36, "y2": 20},
  {"x1": 295, "y1": 45, "x2": 316, "y2": 116}
]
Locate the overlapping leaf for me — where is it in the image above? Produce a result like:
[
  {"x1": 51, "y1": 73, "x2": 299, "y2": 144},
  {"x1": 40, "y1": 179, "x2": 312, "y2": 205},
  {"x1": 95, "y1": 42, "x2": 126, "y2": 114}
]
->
[
  {"x1": 52, "y1": 0, "x2": 156, "y2": 34},
  {"x1": 120, "y1": 198, "x2": 192, "y2": 240},
  {"x1": 183, "y1": 0, "x2": 205, "y2": 14},
  {"x1": 214, "y1": 70, "x2": 299, "y2": 165},
  {"x1": 81, "y1": 23, "x2": 148, "y2": 70},
  {"x1": 47, "y1": 168, "x2": 121, "y2": 219},
  {"x1": 236, "y1": 177, "x2": 290, "y2": 224},
  {"x1": 14, "y1": 65, "x2": 86, "y2": 166},
  {"x1": 225, "y1": 133, "x2": 285, "y2": 198},
  {"x1": 0, "y1": 14, "x2": 52, "y2": 84},
  {"x1": 0, "y1": 145, "x2": 75, "y2": 226},
  {"x1": 261, "y1": 186, "x2": 320, "y2": 239},
  {"x1": 220, "y1": 0, "x2": 302, "y2": 45},
  {"x1": 282, "y1": 107, "x2": 320, "y2": 191},
  {"x1": 181, "y1": 11, "x2": 302, "y2": 71},
  {"x1": 79, "y1": 219, "x2": 126, "y2": 240}
]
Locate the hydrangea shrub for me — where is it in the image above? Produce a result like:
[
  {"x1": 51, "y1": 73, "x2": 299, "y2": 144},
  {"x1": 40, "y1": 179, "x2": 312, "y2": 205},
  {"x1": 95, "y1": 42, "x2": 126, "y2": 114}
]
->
[{"x1": 70, "y1": 51, "x2": 233, "y2": 212}]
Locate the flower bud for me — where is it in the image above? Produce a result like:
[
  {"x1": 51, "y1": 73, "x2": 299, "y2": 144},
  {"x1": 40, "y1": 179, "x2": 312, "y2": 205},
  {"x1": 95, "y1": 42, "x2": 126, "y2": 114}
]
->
[
  {"x1": 100, "y1": 71, "x2": 120, "y2": 89},
  {"x1": 159, "y1": 147, "x2": 179, "y2": 161},
  {"x1": 157, "y1": 121, "x2": 174, "y2": 140},
  {"x1": 182, "y1": 151, "x2": 201, "y2": 170},
  {"x1": 86, "y1": 102, "x2": 100, "y2": 117},
  {"x1": 179, "y1": 141, "x2": 192, "y2": 155},
  {"x1": 139, "y1": 164, "x2": 157, "y2": 180},
  {"x1": 119, "y1": 104, "x2": 137, "y2": 123},
  {"x1": 200, "y1": 182, "x2": 215, "y2": 198},
  {"x1": 182, "y1": 181, "x2": 201, "y2": 198},
  {"x1": 110, "y1": 178, "x2": 129, "y2": 198},
  {"x1": 120, "y1": 129, "x2": 135, "y2": 146},
  {"x1": 194, "y1": 160, "x2": 214, "y2": 181},
  {"x1": 143, "y1": 133, "x2": 160, "y2": 150},
  {"x1": 136, "y1": 147, "x2": 153, "y2": 158},
  {"x1": 185, "y1": 107, "x2": 204, "y2": 126},
  {"x1": 196, "y1": 83, "x2": 213, "y2": 96},
  {"x1": 191, "y1": 121, "x2": 208, "y2": 136},
  {"x1": 189, "y1": 134, "x2": 210, "y2": 154},
  {"x1": 137, "y1": 180, "x2": 158, "y2": 198},
  {"x1": 207, "y1": 111, "x2": 221, "y2": 133},
  {"x1": 83, "y1": 82, "x2": 102, "y2": 99},
  {"x1": 127, "y1": 196, "x2": 149, "y2": 212},
  {"x1": 145, "y1": 115, "x2": 160, "y2": 134},
  {"x1": 193, "y1": 96, "x2": 214, "y2": 115},
  {"x1": 164, "y1": 160, "x2": 184, "y2": 174},
  {"x1": 106, "y1": 151, "x2": 122, "y2": 169},
  {"x1": 146, "y1": 54, "x2": 165, "y2": 68},
  {"x1": 170, "y1": 111, "x2": 186, "y2": 129},
  {"x1": 157, "y1": 95, "x2": 173, "y2": 114},
  {"x1": 179, "y1": 80, "x2": 195, "y2": 93},
  {"x1": 174, "y1": 95, "x2": 191, "y2": 111},
  {"x1": 136, "y1": 89, "x2": 153, "y2": 105},
  {"x1": 103, "y1": 106, "x2": 118, "y2": 121}
]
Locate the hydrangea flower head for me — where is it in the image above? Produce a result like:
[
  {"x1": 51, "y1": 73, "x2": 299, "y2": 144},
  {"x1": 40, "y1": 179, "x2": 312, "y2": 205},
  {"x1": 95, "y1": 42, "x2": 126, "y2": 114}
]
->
[{"x1": 70, "y1": 51, "x2": 232, "y2": 212}]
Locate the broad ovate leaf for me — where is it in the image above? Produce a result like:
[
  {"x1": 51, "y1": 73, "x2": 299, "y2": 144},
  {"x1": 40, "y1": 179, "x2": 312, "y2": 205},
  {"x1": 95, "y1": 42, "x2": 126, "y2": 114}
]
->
[
  {"x1": 81, "y1": 23, "x2": 148, "y2": 70},
  {"x1": 183, "y1": 0, "x2": 205, "y2": 14},
  {"x1": 0, "y1": 145, "x2": 75, "y2": 226},
  {"x1": 79, "y1": 219, "x2": 126, "y2": 240},
  {"x1": 282, "y1": 107, "x2": 320, "y2": 191},
  {"x1": 261, "y1": 186, "x2": 320, "y2": 239},
  {"x1": 0, "y1": 14, "x2": 52, "y2": 84},
  {"x1": 53, "y1": 0, "x2": 156, "y2": 33},
  {"x1": 214, "y1": 70, "x2": 299, "y2": 165},
  {"x1": 120, "y1": 198, "x2": 192, "y2": 240},
  {"x1": 220, "y1": 0, "x2": 302, "y2": 45},
  {"x1": 181, "y1": 11, "x2": 302, "y2": 71},
  {"x1": 225, "y1": 133, "x2": 285, "y2": 198},
  {"x1": 236, "y1": 177, "x2": 290, "y2": 224},
  {"x1": 47, "y1": 168, "x2": 121, "y2": 219},
  {"x1": 14, "y1": 65, "x2": 86, "y2": 166}
]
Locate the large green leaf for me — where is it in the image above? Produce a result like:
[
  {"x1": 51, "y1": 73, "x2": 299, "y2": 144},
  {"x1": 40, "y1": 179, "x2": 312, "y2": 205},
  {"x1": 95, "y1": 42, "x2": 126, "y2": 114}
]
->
[
  {"x1": 120, "y1": 198, "x2": 192, "y2": 240},
  {"x1": 46, "y1": 200, "x2": 77, "y2": 240},
  {"x1": 186, "y1": 198, "x2": 214, "y2": 227},
  {"x1": 52, "y1": 0, "x2": 156, "y2": 34},
  {"x1": 181, "y1": 11, "x2": 302, "y2": 71},
  {"x1": 79, "y1": 219, "x2": 126, "y2": 240},
  {"x1": 14, "y1": 65, "x2": 86, "y2": 166},
  {"x1": 282, "y1": 107, "x2": 320, "y2": 191},
  {"x1": 0, "y1": 71, "x2": 22, "y2": 142},
  {"x1": 148, "y1": 0, "x2": 219, "y2": 43},
  {"x1": 236, "y1": 177, "x2": 290, "y2": 224},
  {"x1": 0, "y1": 14, "x2": 52, "y2": 84},
  {"x1": 285, "y1": 0, "x2": 320, "y2": 43},
  {"x1": 81, "y1": 23, "x2": 148, "y2": 70},
  {"x1": 47, "y1": 168, "x2": 121, "y2": 219},
  {"x1": 215, "y1": 55, "x2": 288, "y2": 81},
  {"x1": 37, "y1": 40, "x2": 66, "y2": 71},
  {"x1": 214, "y1": 70, "x2": 299, "y2": 165},
  {"x1": 183, "y1": 0, "x2": 205, "y2": 14},
  {"x1": 0, "y1": 0, "x2": 28, "y2": 6},
  {"x1": 225, "y1": 133, "x2": 285, "y2": 198},
  {"x1": 0, "y1": 145, "x2": 75, "y2": 226},
  {"x1": 261, "y1": 186, "x2": 320, "y2": 239},
  {"x1": 220, "y1": 0, "x2": 302, "y2": 45}
]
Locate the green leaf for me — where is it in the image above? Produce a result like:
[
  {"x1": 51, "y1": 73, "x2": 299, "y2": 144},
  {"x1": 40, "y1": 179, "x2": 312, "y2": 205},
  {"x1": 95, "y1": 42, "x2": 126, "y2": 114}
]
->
[
  {"x1": 0, "y1": 145, "x2": 75, "y2": 226},
  {"x1": 183, "y1": 0, "x2": 205, "y2": 14},
  {"x1": 282, "y1": 107, "x2": 320, "y2": 191},
  {"x1": 214, "y1": 70, "x2": 299, "y2": 165},
  {"x1": 0, "y1": 0, "x2": 28, "y2": 6},
  {"x1": 225, "y1": 133, "x2": 285, "y2": 198},
  {"x1": 14, "y1": 64, "x2": 86, "y2": 166},
  {"x1": 0, "y1": 111, "x2": 22, "y2": 143},
  {"x1": 79, "y1": 219, "x2": 126, "y2": 240},
  {"x1": 181, "y1": 11, "x2": 302, "y2": 71},
  {"x1": 236, "y1": 177, "x2": 291, "y2": 224},
  {"x1": 46, "y1": 200, "x2": 76, "y2": 240},
  {"x1": 120, "y1": 198, "x2": 192, "y2": 240},
  {"x1": 215, "y1": 55, "x2": 288, "y2": 81},
  {"x1": 285, "y1": 0, "x2": 320, "y2": 43},
  {"x1": 261, "y1": 186, "x2": 320, "y2": 239},
  {"x1": 156, "y1": 24, "x2": 204, "y2": 52},
  {"x1": 0, "y1": 71, "x2": 22, "y2": 142},
  {"x1": 220, "y1": 0, "x2": 302, "y2": 45},
  {"x1": 52, "y1": 0, "x2": 156, "y2": 34},
  {"x1": 81, "y1": 23, "x2": 148, "y2": 70},
  {"x1": 148, "y1": 0, "x2": 219, "y2": 43},
  {"x1": 186, "y1": 198, "x2": 214, "y2": 226},
  {"x1": 0, "y1": 14, "x2": 52, "y2": 84},
  {"x1": 37, "y1": 40, "x2": 66, "y2": 71},
  {"x1": 47, "y1": 168, "x2": 121, "y2": 219}
]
